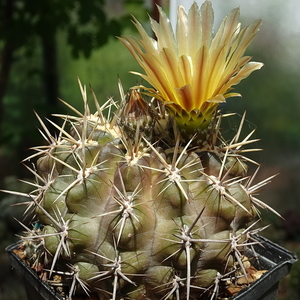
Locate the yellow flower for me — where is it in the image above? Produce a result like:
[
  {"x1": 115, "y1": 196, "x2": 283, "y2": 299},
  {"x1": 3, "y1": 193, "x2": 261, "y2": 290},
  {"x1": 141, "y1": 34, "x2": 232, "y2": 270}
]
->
[{"x1": 120, "y1": 1, "x2": 263, "y2": 130}]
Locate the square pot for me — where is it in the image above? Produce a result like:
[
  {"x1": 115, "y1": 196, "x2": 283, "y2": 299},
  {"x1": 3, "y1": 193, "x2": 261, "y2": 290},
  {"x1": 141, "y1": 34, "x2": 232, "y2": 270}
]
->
[
  {"x1": 6, "y1": 235, "x2": 297, "y2": 300},
  {"x1": 231, "y1": 235, "x2": 297, "y2": 300}
]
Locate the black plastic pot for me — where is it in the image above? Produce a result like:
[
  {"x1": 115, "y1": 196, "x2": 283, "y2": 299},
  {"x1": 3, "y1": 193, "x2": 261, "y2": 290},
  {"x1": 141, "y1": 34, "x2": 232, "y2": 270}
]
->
[
  {"x1": 231, "y1": 235, "x2": 297, "y2": 300},
  {"x1": 6, "y1": 242, "x2": 63, "y2": 300},
  {"x1": 6, "y1": 235, "x2": 297, "y2": 300}
]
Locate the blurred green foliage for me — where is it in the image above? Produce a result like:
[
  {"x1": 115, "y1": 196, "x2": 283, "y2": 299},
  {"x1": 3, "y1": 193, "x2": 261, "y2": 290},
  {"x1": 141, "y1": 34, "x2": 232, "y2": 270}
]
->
[
  {"x1": 0, "y1": 0, "x2": 149, "y2": 177},
  {"x1": 0, "y1": 0, "x2": 129, "y2": 58}
]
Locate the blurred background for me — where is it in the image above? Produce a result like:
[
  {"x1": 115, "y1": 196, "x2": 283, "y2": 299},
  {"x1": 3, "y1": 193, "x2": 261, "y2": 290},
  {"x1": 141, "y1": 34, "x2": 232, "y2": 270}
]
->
[{"x1": 0, "y1": 0, "x2": 299, "y2": 299}]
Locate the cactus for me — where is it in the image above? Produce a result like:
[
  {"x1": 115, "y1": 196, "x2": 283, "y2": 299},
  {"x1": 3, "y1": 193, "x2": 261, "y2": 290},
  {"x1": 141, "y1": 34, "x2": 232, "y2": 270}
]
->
[{"x1": 3, "y1": 2, "x2": 280, "y2": 300}]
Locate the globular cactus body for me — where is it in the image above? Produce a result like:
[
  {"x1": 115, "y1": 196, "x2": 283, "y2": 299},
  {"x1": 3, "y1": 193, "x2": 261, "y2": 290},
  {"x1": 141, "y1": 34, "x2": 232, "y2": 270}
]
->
[{"x1": 15, "y1": 95, "x2": 273, "y2": 300}]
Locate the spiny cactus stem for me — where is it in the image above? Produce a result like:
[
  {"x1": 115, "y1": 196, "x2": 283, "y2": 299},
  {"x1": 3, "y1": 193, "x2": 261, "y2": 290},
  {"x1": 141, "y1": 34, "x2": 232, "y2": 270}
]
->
[
  {"x1": 93, "y1": 180, "x2": 142, "y2": 223},
  {"x1": 133, "y1": 123, "x2": 142, "y2": 153},
  {"x1": 222, "y1": 137, "x2": 261, "y2": 153},
  {"x1": 205, "y1": 110, "x2": 221, "y2": 146},
  {"x1": 163, "y1": 275, "x2": 184, "y2": 300},
  {"x1": 151, "y1": 274, "x2": 183, "y2": 300},
  {"x1": 202, "y1": 148, "x2": 251, "y2": 213},
  {"x1": 31, "y1": 196, "x2": 62, "y2": 230},
  {"x1": 165, "y1": 212, "x2": 231, "y2": 248},
  {"x1": 171, "y1": 222, "x2": 197, "y2": 300},
  {"x1": 104, "y1": 254, "x2": 136, "y2": 300},
  {"x1": 141, "y1": 135, "x2": 197, "y2": 201},
  {"x1": 21, "y1": 163, "x2": 47, "y2": 186},
  {"x1": 70, "y1": 267, "x2": 91, "y2": 300},
  {"x1": 216, "y1": 113, "x2": 262, "y2": 166},
  {"x1": 92, "y1": 183, "x2": 140, "y2": 219},
  {"x1": 208, "y1": 270, "x2": 237, "y2": 300},
  {"x1": 158, "y1": 241, "x2": 193, "y2": 300},
  {"x1": 238, "y1": 221, "x2": 270, "y2": 248},
  {"x1": 34, "y1": 111, "x2": 59, "y2": 145},
  {"x1": 204, "y1": 171, "x2": 251, "y2": 214},
  {"x1": 109, "y1": 171, "x2": 143, "y2": 244},
  {"x1": 210, "y1": 272, "x2": 223, "y2": 300},
  {"x1": 43, "y1": 152, "x2": 105, "y2": 204},
  {"x1": 78, "y1": 81, "x2": 98, "y2": 174},
  {"x1": 142, "y1": 133, "x2": 195, "y2": 172},
  {"x1": 46, "y1": 218, "x2": 71, "y2": 276},
  {"x1": 226, "y1": 223, "x2": 268, "y2": 281},
  {"x1": 46, "y1": 117, "x2": 76, "y2": 143},
  {"x1": 188, "y1": 207, "x2": 206, "y2": 236},
  {"x1": 44, "y1": 265, "x2": 91, "y2": 299},
  {"x1": 75, "y1": 270, "x2": 90, "y2": 299},
  {"x1": 14, "y1": 218, "x2": 44, "y2": 245},
  {"x1": 25, "y1": 197, "x2": 81, "y2": 276},
  {"x1": 234, "y1": 112, "x2": 247, "y2": 143},
  {"x1": 88, "y1": 250, "x2": 138, "y2": 300},
  {"x1": 165, "y1": 209, "x2": 223, "y2": 300},
  {"x1": 19, "y1": 225, "x2": 68, "y2": 277},
  {"x1": 247, "y1": 171, "x2": 278, "y2": 194},
  {"x1": 112, "y1": 200, "x2": 141, "y2": 246},
  {"x1": 180, "y1": 229, "x2": 193, "y2": 300},
  {"x1": 228, "y1": 233, "x2": 249, "y2": 280},
  {"x1": 0, "y1": 189, "x2": 34, "y2": 200},
  {"x1": 170, "y1": 133, "x2": 182, "y2": 170},
  {"x1": 244, "y1": 167, "x2": 282, "y2": 218}
]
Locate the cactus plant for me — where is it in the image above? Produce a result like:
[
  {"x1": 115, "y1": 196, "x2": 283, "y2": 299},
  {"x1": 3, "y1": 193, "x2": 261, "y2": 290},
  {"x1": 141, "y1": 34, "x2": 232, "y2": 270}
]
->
[{"x1": 3, "y1": 1, "x2": 281, "y2": 300}]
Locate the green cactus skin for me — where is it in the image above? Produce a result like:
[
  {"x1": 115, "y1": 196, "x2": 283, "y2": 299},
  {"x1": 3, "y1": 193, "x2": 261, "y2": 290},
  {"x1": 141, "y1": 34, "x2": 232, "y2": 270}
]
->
[{"x1": 5, "y1": 82, "x2": 279, "y2": 300}]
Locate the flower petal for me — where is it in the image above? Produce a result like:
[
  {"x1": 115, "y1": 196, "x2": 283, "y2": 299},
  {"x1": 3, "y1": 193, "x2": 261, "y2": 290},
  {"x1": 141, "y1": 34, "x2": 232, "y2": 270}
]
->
[{"x1": 120, "y1": 1, "x2": 263, "y2": 131}]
